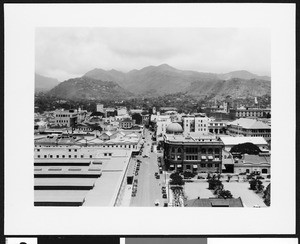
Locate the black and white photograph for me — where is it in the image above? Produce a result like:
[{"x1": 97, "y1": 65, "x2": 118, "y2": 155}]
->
[
  {"x1": 34, "y1": 27, "x2": 271, "y2": 208},
  {"x1": 4, "y1": 3, "x2": 295, "y2": 235}
]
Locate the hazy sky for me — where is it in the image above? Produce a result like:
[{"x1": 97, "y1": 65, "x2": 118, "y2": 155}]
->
[{"x1": 35, "y1": 28, "x2": 271, "y2": 82}]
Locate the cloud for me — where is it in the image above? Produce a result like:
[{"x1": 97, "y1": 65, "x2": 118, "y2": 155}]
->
[{"x1": 35, "y1": 27, "x2": 270, "y2": 81}]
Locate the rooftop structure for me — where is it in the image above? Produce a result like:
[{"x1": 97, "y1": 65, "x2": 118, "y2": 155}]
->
[
  {"x1": 227, "y1": 118, "x2": 271, "y2": 141},
  {"x1": 166, "y1": 122, "x2": 183, "y2": 134},
  {"x1": 185, "y1": 197, "x2": 243, "y2": 207},
  {"x1": 34, "y1": 148, "x2": 132, "y2": 207},
  {"x1": 219, "y1": 136, "x2": 269, "y2": 151}
]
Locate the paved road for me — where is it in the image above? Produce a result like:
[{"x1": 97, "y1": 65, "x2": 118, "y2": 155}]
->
[{"x1": 130, "y1": 129, "x2": 166, "y2": 207}]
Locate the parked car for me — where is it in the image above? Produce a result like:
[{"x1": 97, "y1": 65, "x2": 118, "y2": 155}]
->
[
  {"x1": 154, "y1": 200, "x2": 160, "y2": 206},
  {"x1": 162, "y1": 194, "x2": 167, "y2": 198}
]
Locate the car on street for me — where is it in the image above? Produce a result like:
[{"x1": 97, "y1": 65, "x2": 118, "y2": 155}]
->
[
  {"x1": 154, "y1": 200, "x2": 160, "y2": 206},
  {"x1": 162, "y1": 194, "x2": 167, "y2": 198}
]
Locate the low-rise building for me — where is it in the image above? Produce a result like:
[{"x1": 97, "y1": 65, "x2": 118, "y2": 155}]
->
[
  {"x1": 219, "y1": 136, "x2": 269, "y2": 151},
  {"x1": 120, "y1": 118, "x2": 135, "y2": 129},
  {"x1": 233, "y1": 107, "x2": 271, "y2": 118},
  {"x1": 227, "y1": 118, "x2": 271, "y2": 142}
]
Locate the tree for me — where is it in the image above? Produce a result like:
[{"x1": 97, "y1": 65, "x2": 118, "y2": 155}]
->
[
  {"x1": 227, "y1": 174, "x2": 232, "y2": 182},
  {"x1": 132, "y1": 113, "x2": 143, "y2": 125},
  {"x1": 208, "y1": 178, "x2": 223, "y2": 190},
  {"x1": 249, "y1": 178, "x2": 263, "y2": 191},
  {"x1": 218, "y1": 190, "x2": 233, "y2": 199},
  {"x1": 169, "y1": 172, "x2": 184, "y2": 186},
  {"x1": 263, "y1": 183, "x2": 271, "y2": 206},
  {"x1": 230, "y1": 142, "x2": 262, "y2": 155}
]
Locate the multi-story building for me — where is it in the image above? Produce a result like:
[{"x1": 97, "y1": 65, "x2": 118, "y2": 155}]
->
[
  {"x1": 233, "y1": 107, "x2": 271, "y2": 118},
  {"x1": 182, "y1": 114, "x2": 209, "y2": 134},
  {"x1": 117, "y1": 107, "x2": 128, "y2": 116},
  {"x1": 96, "y1": 103, "x2": 104, "y2": 113},
  {"x1": 54, "y1": 109, "x2": 78, "y2": 127},
  {"x1": 163, "y1": 123, "x2": 224, "y2": 173},
  {"x1": 208, "y1": 120, "x2": 228, "y2": 134},
  {"x1": 120, "y1": 118, "x2": 135, "y2": 129},
  {"x1": 227, "y1": 118, "x2": 271, "y2": 142}
]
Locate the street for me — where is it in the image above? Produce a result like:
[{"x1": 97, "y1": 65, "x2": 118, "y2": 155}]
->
[{"x1": 130, "y1": 129, "x2": 167, "y2": 207}]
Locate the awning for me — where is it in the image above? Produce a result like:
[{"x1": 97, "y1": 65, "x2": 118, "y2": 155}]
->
[
  {"x1": 170, "y1": 164, "x2": 174, "y2": 168},
  {"x1": 201, "y1": 156, "x2": 207, "y2": 160},
  {"x1": 222, "y1": 165, "x2": 226, "y2": 170},
  {"x1": 208, "y1": 155, "x2": 213, "y2": 160},
  {"x1": 177, "y1": 165, "x2": 182, "y2": 168},
  {"x1": 193, "y1": 165, "x2": 198, "y2": 169}
]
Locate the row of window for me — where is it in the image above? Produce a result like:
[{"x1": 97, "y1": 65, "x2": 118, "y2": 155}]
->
[
  {"x1": 171, "y1": 147, "x2": 220, "y2": 154},
  {"x1": 170, "y1": 155, "x2": 220, "y2": 161},
  {"x1": 172, "y1": 163, "x2": 219, "y2": 168},
  {"x1": 35, "y1": 144, "x2": 137, "y2": 150},
  {"x1": 56, "y1": 114, "x2": 71, "y2": 117},
  {"x1": 36, "y1": 153, "x2": 112, "y2": 159}
]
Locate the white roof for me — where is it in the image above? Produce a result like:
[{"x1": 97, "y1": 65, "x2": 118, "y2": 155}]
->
[
  {"x1": 220, "y1": 136, "x2": 268, "y2": 146},
  {"x1": 228, "y1": 118, "x2": 270, "y2": 129}
]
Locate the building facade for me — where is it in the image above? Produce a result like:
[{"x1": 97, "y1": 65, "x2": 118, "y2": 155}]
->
[
  {"x1": 227, "y1": 118, "x2": 271, "y2": 141},
  {"x1": 54, "y1": 109, "x2": 78, "y2": 127},
  {"x1": 163, "y1": 129, "x2": 224, "y2": 173},
  {"x1": 182, "y1": 114, "x2": 209, "y2": 134}
]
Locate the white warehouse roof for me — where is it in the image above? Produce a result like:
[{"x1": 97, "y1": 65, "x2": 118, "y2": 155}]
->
[{"x1": 220, "y1": 136, "x2": 268, "y2": 146}]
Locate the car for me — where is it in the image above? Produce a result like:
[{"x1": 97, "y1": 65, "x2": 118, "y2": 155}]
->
[
  {"x1": 154, "y1": 200, "x2": 160, "y2": 206},
  {"x1": 163, "y1": 202, "x2": 168, "y2": 207},
  {"x1": 161, "y1": 186, "x2": 166, "y2": 190},
  {"x1": 156, "y1": 175, "x2": 160, "y2": 179},
  {"x1": 162, "y1": 194, "x2": 167, "y2": 198}
]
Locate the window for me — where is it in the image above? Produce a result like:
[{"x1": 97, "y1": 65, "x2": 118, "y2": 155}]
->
[
  {"x1": 214, "y1": 164, "x2": 219, "y2": 167},
  {"x1": 171, "y1": 155, "x2": 175, "y2": 160},
  {"x1": 178, "y1": 148, "x2": 182, "y2": 153},
  {"x1": 37, "y1": 155, "x2": 40, "y2": 158},
  {"x1": 62, "y1": 155, "x2": 65, "y2": 158},
  {"x1": 104, "y1": 153, "x2": 107, "y2": 156},
  {"x1": 69, "y1": 149, "x2": 71, "y2": 152},
  {"x1": 56, "y1": 155, "x2": 59, "y2": 158},
  {"x1": 201, "y1": 164, "x2": 206, "y2": 167},
  {"x1": 201, "y1": 148, "x2": 206, "y2": 154},
  {"x1": 69, "y1": 155, "x2": 71, "y2": 158},
  {"x1": 50, "y1": 155, "x2": 53, "y2": 158},
  {"x1": 171, "y1": 147, "x2": 175, "y2": 153},
  {"x1": 109, "y1": 153, "x2": 112, "y2": 156},
  {"x1": 74, "y1": 155, "x2": 77, "y2": 158},
  {"x1": 90, "y1": 155, "x2": 92, "y2": 158},
  {"x1": 262, "y1": 168, "x2": 268, "y2": 174},
  {"x1": 81, "y1": 155, "x2": 84, "y2": 158},
  {"x1": 207, "y1": 164, "x2": 212, "y2": 168},
  {"x1": 37, "y1": 149, "x2": 40, "y2": 152},
  {"x1": 74, "y1": 149, "x2": 77, "y2": 152}
]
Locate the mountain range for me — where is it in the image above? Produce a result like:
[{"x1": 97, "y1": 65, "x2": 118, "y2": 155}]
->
[
  {"x1": 35, "y1": 73, "x2": 60, "y2": 92},
  {"x1": 41, "y1": 64, "x2": 271, "y2": 100}
]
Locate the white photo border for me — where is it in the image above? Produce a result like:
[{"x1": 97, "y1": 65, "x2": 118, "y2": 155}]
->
[{"x1": 4, "y1": 3, "x2": 296, "y2": 235}]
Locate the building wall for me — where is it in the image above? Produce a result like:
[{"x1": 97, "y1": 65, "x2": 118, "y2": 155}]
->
[
  {"x1": 163, "y1": 142, "x2": 223, "y2": 173},
  {"x1": 54, "y1": 110, "x2": 78, "y2": 127},
  {"x1": 183, "y1": 117, "x2": 209, "y2": 133}
]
